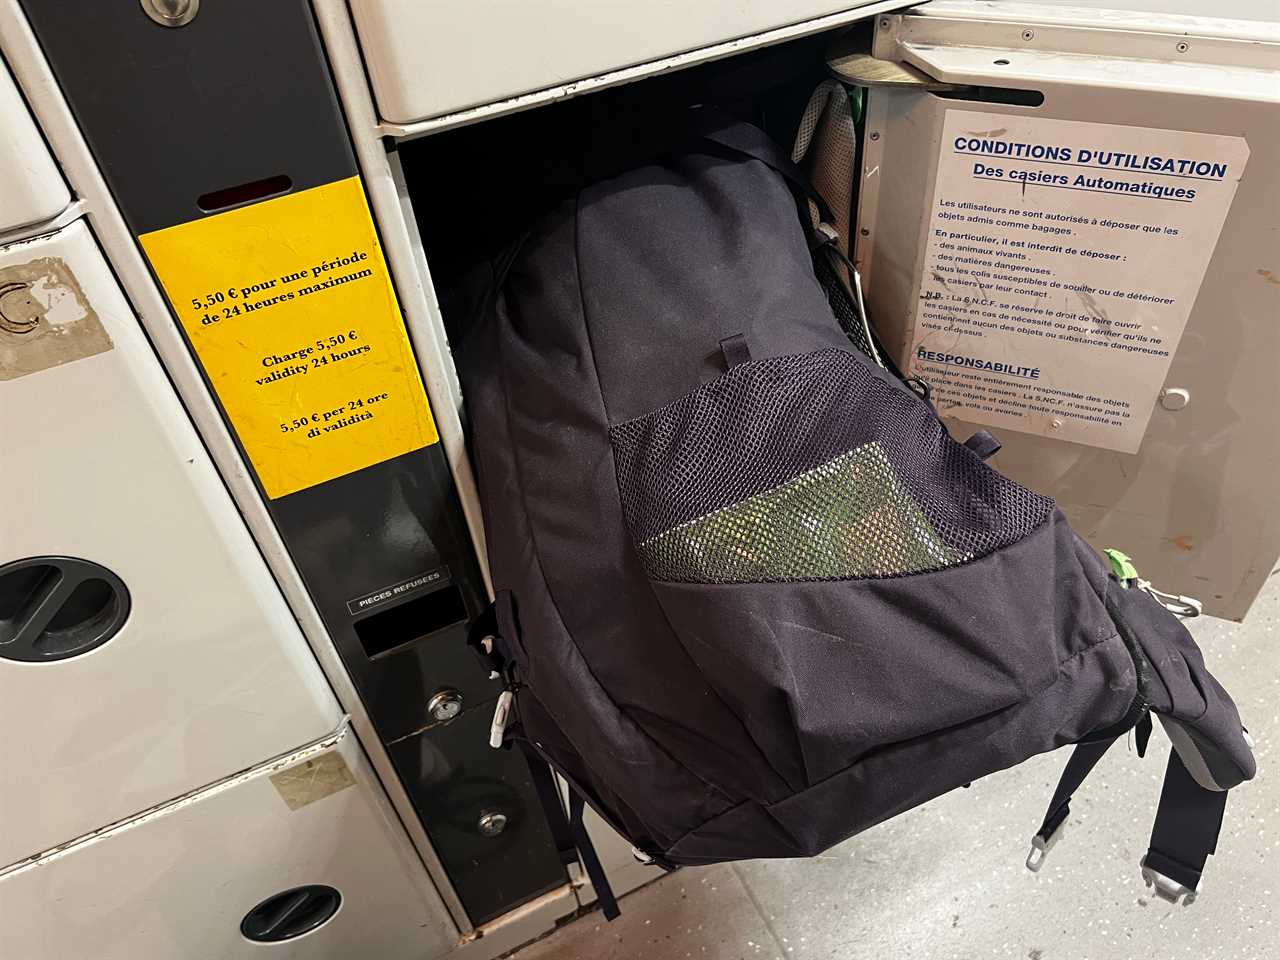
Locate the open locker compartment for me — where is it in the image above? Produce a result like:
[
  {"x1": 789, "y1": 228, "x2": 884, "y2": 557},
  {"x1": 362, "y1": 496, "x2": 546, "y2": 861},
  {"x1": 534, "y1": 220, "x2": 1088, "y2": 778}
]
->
[
  {"x1": 375, "y1": 2, "x2": 1277, "y2": 908},
  {"x1": 385, "y1": 23, "x2": 897, "y2": 906}
]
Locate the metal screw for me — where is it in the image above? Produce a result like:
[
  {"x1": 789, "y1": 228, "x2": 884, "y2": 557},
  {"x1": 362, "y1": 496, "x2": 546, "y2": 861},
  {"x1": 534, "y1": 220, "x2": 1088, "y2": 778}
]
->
[
  {"x1": 869, "y1": 131, "x2": 881, "y2": 141},
  {"x1": 1160, "y1": 387, "x2": 1190, "y2": 411},
  {"x1": 880, "y1": 18, "x2": 891, "y2": 28},
  {"x1": 1176, "y1": 41, "x2": 1190, "y2": 53},
  {"x1": 1022, "y1": 29, "x2": 1035, "y2": 41},
  {"x1": 477, "y1": 810, "x2": 508, "y2": 837},
  {"x1": 860, "y1": 227, "x2": 871, "y2": 237},
  {"x1": 427, "y1": 689, "x2": 463, "y2": 723},
  {"x1": 1050, "y1": 418, "x2": 1063, "y2": 430},
  {"x1": 140, "y1": 0, "x2": 199, "y2": 26}
]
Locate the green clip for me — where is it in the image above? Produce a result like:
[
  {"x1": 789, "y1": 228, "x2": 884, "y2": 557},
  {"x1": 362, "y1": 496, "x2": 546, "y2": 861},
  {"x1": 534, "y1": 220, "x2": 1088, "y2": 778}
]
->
[{"x1": 1104, "y1": 548, "x2": 1139, "y2": 583}]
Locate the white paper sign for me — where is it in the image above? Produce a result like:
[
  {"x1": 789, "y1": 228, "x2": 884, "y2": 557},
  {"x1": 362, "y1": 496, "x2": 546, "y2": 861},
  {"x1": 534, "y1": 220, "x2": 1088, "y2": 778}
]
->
[{"x1": 907, "y1": 111, "x2": 1248, "y2": 453}]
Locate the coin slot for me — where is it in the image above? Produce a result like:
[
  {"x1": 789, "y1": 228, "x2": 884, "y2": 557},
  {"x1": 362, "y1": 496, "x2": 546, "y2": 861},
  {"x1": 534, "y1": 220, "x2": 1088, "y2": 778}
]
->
[
  {"x1": 197, "y1": 174, "x2": 293, "y2": 213},
  {"x1": 240, "y1": 885, "x2": 341, "y2": 943},
  {"x1": 355, "y1": 584, "x2": 467, "y2": 660},
  {"x1": 35, "y1": 578, "x2": 121, "y2": 657},
  {"x1": 0, "y1": 563, "x2": 59, "y2": 645}
]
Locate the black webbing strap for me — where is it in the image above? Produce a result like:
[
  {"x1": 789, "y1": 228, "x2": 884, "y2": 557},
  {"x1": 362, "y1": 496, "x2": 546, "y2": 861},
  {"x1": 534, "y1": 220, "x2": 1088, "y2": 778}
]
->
[
  {"x1": 1027, "y1": 735, "x2": 1119, "y2": 870},
  {"x1": 515, "y1": 738, "x2": 621, "y2": 920},
  {"x1": 1143, "y1": 749, "x2": 1227, "y2": 899},
  {"x1": 569, "y1": 790, "x2": 621, "y2": 920},
  {"x1": 1030, "y1": 724, "x2": 1227, "y2": 902},
  {"x1": 517, "y1": 739, "x2": 578, "y2": 868}
]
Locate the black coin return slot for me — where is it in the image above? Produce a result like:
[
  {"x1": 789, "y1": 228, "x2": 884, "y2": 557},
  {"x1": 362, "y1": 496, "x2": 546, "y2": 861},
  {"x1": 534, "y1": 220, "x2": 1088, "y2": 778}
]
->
[
  {"x1": 0, "y1": 557, "x2": 130, "y2": 662},
  {"x1": 240, "y1": 884, "x2": 341, "y2": 943},
  {"x1": 355, "y1": 584, "x2": 467, "y2": 660}
]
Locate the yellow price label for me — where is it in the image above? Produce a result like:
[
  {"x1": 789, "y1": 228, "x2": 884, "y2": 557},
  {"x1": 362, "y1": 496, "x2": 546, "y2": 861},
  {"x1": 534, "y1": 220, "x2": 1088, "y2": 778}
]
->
[{"x1": 140, "y1": 177, "x2": 438, "y2": 499}]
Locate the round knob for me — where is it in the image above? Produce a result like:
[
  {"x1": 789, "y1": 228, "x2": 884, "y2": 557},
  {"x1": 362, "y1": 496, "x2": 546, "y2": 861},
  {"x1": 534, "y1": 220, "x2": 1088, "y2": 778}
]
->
[
  {"x1": 140, "y1": 0, "x2": 200, "y2": 27},
  {"x1": 427, "y1": 689, "x2": 463, "y2": 723},
  {"x1": 477, "y1": 810, "x2": 508, "y2": 837}
]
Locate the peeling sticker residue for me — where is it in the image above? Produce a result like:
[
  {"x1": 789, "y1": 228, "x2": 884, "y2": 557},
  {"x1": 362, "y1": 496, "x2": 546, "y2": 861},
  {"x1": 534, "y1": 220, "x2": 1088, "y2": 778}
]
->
[
  {"x1": 0, "y1": 257, "x2": 111, "y2": 381},
  {"x1": 269, "y1": 750, "x2": 357, "y2": 811}
]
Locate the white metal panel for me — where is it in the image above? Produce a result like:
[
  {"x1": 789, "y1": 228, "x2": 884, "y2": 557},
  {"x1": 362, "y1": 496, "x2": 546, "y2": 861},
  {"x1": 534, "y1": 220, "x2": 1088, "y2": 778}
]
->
[
  {"x1": 0, "y1": 220, "x2": 341, "y2": 866},
  {"x1": 352, "y1": 0, "x2": 902, "y2": 126},
  {"x1": 854, "y1": 4, "x2": 1280, "y2": 619},
  {"x1": 0, "y1": 3, "x2": 477, "y2": 931},
  {"x1": 0, "y1": 54, "x2": 69, "y2": 231},
  {"x1": 0, "y1": 730, "x2": 457, "y2": 960}
]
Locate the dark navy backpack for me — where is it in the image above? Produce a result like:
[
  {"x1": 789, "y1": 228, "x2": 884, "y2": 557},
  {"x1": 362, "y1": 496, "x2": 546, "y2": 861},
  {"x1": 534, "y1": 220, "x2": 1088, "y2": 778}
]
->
[{"x1": 459, "y1": 113, "x2": 1254, "y2": 917}]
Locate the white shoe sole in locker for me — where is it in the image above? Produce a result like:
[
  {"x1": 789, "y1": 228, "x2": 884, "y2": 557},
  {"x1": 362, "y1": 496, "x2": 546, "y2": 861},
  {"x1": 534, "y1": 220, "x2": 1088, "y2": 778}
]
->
[
  {"x1": 0, "y1": 219, "x2": 342, "y2": 867},
  {"x1": 0, "y1": 725, "x2": 456, "y2": 959}
]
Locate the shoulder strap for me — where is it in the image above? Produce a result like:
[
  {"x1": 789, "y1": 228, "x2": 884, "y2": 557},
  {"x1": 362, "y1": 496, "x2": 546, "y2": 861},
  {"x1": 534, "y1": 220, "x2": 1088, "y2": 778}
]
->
[
  {"x1": 685, "y1": 107, "x2": 833, "y2": 227},
  {"x1": 1027, "y1": 720, "x2": 1229, "y2": 905}
]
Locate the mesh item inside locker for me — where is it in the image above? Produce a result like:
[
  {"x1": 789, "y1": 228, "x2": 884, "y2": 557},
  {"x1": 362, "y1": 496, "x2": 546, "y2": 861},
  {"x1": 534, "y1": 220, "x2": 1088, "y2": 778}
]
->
[{"x1": 610, "y1": 350, "x2": 1052, "y2": 584}]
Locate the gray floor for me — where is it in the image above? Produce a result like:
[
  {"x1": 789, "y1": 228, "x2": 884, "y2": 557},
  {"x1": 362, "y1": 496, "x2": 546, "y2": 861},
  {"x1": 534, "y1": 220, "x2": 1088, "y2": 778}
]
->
[{"x1": 510, "y1": 577, "x2": 1279, "y2": 960}]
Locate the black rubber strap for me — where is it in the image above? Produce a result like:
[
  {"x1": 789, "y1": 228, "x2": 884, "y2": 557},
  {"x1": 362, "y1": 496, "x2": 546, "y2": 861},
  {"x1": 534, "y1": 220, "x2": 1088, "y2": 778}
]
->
[
  {"x1": 719, "y1": 333, "x2": 751, "y2": 369},
  {"x1": 1035, "y1": 735, "x2": 1119, "y2": 844},
  {"x1": 1145, "y1": 749, "x2": 1227, "y2": 891},
  {"x1": 570, "y1": 789, "x2": 621, "y2": 920},
  {"x1": 516, "y1": 739, "x2": 578, "y2": 868},
  {"x1": 963, "y1": 429, "x2": 1002, "y2": 461}
]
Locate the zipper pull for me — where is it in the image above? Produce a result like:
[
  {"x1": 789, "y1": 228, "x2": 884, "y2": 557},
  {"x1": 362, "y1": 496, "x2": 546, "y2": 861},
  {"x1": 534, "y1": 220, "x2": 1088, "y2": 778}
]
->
[
  {"x1": 1136, "y1": 579, "x2": 1202, "y2": 618},
  {"x1": 489, "y1": 689, "x2": 514, "y2": 749}
]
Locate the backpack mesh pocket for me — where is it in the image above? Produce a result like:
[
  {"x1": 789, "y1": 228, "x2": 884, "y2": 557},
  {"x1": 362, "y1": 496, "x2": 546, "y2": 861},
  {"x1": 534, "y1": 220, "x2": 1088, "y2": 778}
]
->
[{"x1": 610, "y1": 349, "x2": 1051, "y2": 584}]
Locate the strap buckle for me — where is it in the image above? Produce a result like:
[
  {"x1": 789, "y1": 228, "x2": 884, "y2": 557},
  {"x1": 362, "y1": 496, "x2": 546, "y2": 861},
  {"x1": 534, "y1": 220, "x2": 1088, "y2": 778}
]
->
[
  {"x1": 1025, "y1": 820, "x2": 1066, "y2": 873},
  {"x1": 1140, "y1": 856, "x2": 1199, "y2": 906},
  {"x1": 488, "y1": 689, "x2": 514, "y2": 749}
]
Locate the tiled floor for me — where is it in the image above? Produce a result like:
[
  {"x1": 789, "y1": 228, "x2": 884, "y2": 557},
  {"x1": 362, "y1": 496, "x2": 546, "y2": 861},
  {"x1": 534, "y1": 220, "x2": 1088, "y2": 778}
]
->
[{"x1": 509, "y1": 577, "x2": 1279, "y2": 960}]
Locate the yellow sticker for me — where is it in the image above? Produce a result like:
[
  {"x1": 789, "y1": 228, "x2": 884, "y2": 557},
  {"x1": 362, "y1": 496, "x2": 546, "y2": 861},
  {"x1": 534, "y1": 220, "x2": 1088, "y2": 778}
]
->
[{"x1": 140, "y1": 177, "x2": 438, "y2": 499}]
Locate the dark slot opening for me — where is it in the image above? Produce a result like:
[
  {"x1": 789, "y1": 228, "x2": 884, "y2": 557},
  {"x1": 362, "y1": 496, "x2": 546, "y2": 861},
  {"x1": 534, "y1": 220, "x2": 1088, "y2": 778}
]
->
[
  {"x1": 932, "y1": 86, "x2": 1044, "y2": 107},
  {"x1": 197, "y1": 174, "x2": 293, "y2": 213},
  {"x1": 0, "y1": 564, "x2": 58, "y2": 644},
  {"x1": 36, "y1": 578, "x2": 120, "y2": 656},
  {"x1": 355, "y1": 584, "x2": 467, "y2": 660}
]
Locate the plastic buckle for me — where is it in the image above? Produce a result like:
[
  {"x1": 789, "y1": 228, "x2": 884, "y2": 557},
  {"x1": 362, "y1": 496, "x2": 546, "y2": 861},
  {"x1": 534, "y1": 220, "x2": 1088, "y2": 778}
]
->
[
  {"x1": 488, "y1": 689, "x2": 514, "y2": 749},
  {"x1": 1141, "y1": 856, "x2": 1199, "y2": 906},
  {"x1": 1025, "y1": 822, "x2": 1065, "y2": 873}
]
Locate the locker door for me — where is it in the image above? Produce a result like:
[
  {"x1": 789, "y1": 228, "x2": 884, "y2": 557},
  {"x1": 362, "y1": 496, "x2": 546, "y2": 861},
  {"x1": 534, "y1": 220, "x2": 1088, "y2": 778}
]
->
[
  {"x1": 1, "y1": 219, "x2": 340, "y2": 865},
  {"x1": 845, "y1": 0, "x2": 1280, "y2": 618}
]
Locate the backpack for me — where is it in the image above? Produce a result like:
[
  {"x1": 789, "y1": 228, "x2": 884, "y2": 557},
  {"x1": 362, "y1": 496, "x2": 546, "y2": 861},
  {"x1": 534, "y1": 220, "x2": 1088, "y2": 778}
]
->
[{"x1": 458, "y1": 110, "x2": 1255, "y2": 917}]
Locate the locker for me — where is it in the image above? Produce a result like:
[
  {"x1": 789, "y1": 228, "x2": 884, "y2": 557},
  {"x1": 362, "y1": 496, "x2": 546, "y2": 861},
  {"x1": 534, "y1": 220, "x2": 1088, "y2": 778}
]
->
[
  {"x1": 0, "y1": 729, "x2": 457, "y2": 960},
  {"x1": 352, "y1": 0, "x2": 910, "y2": 126},
  {"x1": 4, "y1": 0, "x2": 1275, "y2": 949},
  {"x1": 0, "y1": 220, "x2": 339, "y2": 867}
]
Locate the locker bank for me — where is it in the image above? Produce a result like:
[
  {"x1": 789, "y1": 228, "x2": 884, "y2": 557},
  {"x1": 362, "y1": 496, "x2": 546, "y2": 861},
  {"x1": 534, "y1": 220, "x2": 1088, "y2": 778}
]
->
[{"x1": 0, "y1": 1, "x2": 1275, "y2": 958}]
